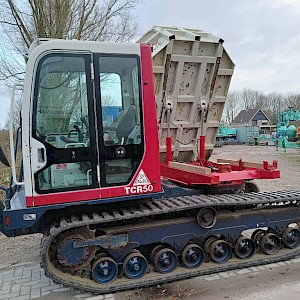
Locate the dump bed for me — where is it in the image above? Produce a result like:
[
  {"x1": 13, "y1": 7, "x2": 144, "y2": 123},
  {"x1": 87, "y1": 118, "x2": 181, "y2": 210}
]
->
[{"x1": 138, "y1": 26, "x2": 234, "y2": 162}]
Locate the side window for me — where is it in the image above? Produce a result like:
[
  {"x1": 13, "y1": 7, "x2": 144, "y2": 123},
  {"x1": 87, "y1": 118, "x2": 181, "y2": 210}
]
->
[
  {"x1": 35, "y1": 56, "x2": 89, "y2": 148},
  {"x1": 99, "y1": 56, "x2": 142, "y2": 146}
]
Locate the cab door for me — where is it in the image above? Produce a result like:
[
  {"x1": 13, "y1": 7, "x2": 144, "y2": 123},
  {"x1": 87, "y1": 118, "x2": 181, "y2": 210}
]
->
[
  {"x1": 93, "y1": 54, "x2": 145, "y2": 188},
  {"x1": 30, "y1": 53, "x2": 100, "y2": 204}
]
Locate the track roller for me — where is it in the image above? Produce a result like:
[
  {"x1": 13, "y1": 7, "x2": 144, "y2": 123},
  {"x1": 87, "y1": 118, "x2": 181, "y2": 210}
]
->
[
  {"x1": 181, "y1": 243, "x2": 204, "y2": 268},
  {"x1": 234, "y1": 236, "x2": 255, "y2": 259},
  {"x1": 92, "y1": 256, "x2": 118, "y2": 284},
  {"x1": 251, "y1": 229, "x2": 265, "y2": 247},
  {"x1": 209, "y1": 240, "x2": 232, "y2": 263},
  {"x1": 154, "y1": 248, "x2": 178, "y2": 273},
  {"x1": 260, "y1": 233, "x2": 281, "y2": 255},
  {"x1": 282, "y1": 227, "x2": 300, "y2": 249},
  {"x1": 244, "y1": 181, "x2": 260, "y2": 193},
  {"x1": 197, "y1": 207, "x2": 217, "y2": 228},
  {"x1": 150, "y1": 245, "x2": 165, "y2": 264},
  {"x1": 123, "y1": 251, "x2": 148, "y2": 279},
  {"x1": 204, "y1": 236, "x2": 218, "y2": 254}
]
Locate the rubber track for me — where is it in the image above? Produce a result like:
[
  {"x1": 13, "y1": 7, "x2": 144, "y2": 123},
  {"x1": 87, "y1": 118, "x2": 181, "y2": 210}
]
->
[{"x1": 40, "y1": 190, "x2": 300, "y2": 293}]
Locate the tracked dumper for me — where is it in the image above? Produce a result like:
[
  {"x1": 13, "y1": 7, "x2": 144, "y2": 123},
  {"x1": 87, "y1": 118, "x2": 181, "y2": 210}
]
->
[{"x1": 1, "y1": 26, "x2": 300, "y2": 294}]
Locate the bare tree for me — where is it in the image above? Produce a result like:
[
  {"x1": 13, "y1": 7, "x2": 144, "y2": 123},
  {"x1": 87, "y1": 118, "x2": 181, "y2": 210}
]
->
[
  {"x1": 286, "y1": 93, "x2": 300, "y2": 110},
  {"x1": 223, "y1": 91, "x2": 241, "y2": 124},
  {"x1": 0, "y1": 0, "x2": 139, "y2": 128},
  {"x1": 240, "y1": 88, "x2": 261, "y2": 110},
  {"x1": 222, "y1": 89, "x2": 297, "y2": 125},
  {"x1": 0, "y1": 0, "x2": 139, "y2": 85},
  {"x1": 264, "y1": 92, "x2": 284, "y2": 123}
]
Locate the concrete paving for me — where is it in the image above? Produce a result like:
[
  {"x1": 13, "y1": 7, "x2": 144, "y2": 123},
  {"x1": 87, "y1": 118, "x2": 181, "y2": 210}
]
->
[
  {"x1": 0, "y1": 262, "x2": 115, "y2": 300},
  {"x1": 1, "y1": 257, "x2": 300, "y2": 300}
]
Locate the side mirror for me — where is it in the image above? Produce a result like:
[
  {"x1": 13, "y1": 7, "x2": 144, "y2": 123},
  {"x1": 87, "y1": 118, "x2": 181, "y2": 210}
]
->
[{"x1": 0, "y1": 146, "x2": 10, "y2": 167}]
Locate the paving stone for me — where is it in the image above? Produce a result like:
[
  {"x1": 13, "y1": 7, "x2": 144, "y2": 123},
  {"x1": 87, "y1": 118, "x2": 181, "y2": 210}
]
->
[
  {"x1": 23, "y1": 266, "x2": 40, "y2": 272},
  {"x1": 21, "y1": 280, "x2": 40, "y2": 287},
  {"x1": 30, "y1": 288, "x2": 40, "y2": 299},
  {"x1": 237, "y1": 268, "x2": 251, "y2": 275},
  {"x1": 20, "y1": 286, "x2": 30, "y2": 296},
  {"x1": 291, "y1": 257, "x2": 300, "y2": 263},
  {"x1": 13, "y1": 279, "x2": 30, "y2": 285},
  {"x1": 11, "y1": 284, "x2": 21, "y2": 293},
  {"x1": 41, "y1": 284, "x2": 63, "y2": 293},
  {"x1": 30, "y1": 281, "x2": 52, "y2": 289},
  {"x1": 41, "y1": 291, "x2": 51, "y2": 296},
  {"x1": 9, "y1": 295, "x2": 29, "y2": 300},
  {"x1": 218, "y1": 271, "x2": 230, "y2": 279},
  {"x1": 1, "y1": 282, "x2": 12, "y2": 291},
  {"x1": 0, "y1": 289, "x2": 10, "y2": 296},
  {"x1": 257, "y1": 265, "x2": 266, "y2": 271},
  {"x1": 248, "y1": 267, "x2": 259, "y2": 272},
  {"x1": 5, "y1": 276, "x2": 22, "y2": 283},
  {"x1": 53, "y1": 287, "x2": 71, "y2": 292},
  {"x1": 0, "y1": 271, "x2": 14, "y2": 277},
  {"x1": 13, "y1": 269, "x2": 23, "y2": 277},
  {"x1": 30, "y1": 273, "x2": 40, "y2": 281},
  {"x1": 203, "y1": 274, "x2": 221, "y2": 281},
  {"x1": 265, "y1": 263, "x2": 280, "y2": 269},
  {"x1": 21, "y1": 272, "x2": 31, "y2": 279},
  {"x1": 0, "y1": 292, "x2": 19, "y2": 300},
  {"x1": 39, "y1": 277, "x2": 50, "y2": 284},
  {"x1": 3, "y1": 275, "x2": 15, "y2": 282}
]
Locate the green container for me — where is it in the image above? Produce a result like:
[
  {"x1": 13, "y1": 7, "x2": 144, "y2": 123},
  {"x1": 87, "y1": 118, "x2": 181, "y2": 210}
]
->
[{"x1": 287, "y1": 125, "x2": 296, "y2": 138}]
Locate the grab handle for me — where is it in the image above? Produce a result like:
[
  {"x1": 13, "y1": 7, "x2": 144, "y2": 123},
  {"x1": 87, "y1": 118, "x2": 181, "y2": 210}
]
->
[{"x1": 9, "y1": 83, "x2": 24, "y2": 186}]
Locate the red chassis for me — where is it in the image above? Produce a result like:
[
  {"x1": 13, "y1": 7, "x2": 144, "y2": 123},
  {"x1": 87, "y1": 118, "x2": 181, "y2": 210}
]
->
[{"x1": 161, "y1": 136, "x2": 279, "y2": 188}]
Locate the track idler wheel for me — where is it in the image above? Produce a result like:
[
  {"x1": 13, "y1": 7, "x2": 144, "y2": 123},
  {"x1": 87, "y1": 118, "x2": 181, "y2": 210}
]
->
[
  {"x1": 181, "y1": 243, "x2": 204, "y2": 268},
  {"x1": 282, "y1": 227, "x2": 300, "y2": 249},
  {"x1": 154, "y1": 248, "x2": 178, "y2": 273},
  {"x1": 234, "y1": 237, "x2": 255, "y2": 259},
  {"x1": 92, "y1": 256, "x2": 118, "y2": 284},
  {"x1": 123, "y1": 251, "x2": 148, "y2": 279},
  {"x1": 260, "y1": 233, "x2": 281, "y2": 255},
  {"x1": 208, "y1": 240, "x2": 232, "y2": 263},
  {"x1": 197, "y1": 208, "x2": 217, "y2": 228}
]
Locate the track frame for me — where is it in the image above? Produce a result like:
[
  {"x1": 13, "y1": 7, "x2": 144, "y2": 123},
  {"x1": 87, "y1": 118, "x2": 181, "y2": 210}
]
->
[{"x1": 38, "y1": 190, "x2": 300, "y2": 293}]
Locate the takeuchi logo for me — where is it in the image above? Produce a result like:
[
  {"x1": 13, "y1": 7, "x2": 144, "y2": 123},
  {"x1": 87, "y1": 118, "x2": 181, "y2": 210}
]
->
[
  {"x1": 124, "y1": 169, "x2": 153, "y2": 195},
  {"x1": 133, "y1": 169, "x2": 150, "y2": 185}
]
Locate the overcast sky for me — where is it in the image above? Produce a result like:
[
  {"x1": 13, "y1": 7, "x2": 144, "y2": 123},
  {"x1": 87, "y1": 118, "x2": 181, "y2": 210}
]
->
[{"x1": 1, "y1": 0, "x2": 300, "y2": 128}]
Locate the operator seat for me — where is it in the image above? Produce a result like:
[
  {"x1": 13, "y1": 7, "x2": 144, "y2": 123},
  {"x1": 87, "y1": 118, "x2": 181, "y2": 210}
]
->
[
  {"x1": 115, "y1": 105, "x2": 137, "y2": 141},
  {"x1": 104, "y1": 105, "x2": 137, "y2": 144}
]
